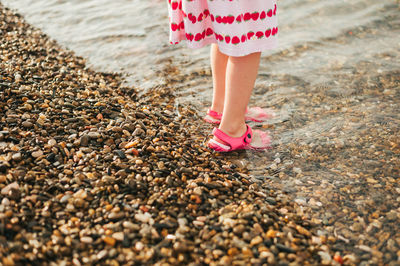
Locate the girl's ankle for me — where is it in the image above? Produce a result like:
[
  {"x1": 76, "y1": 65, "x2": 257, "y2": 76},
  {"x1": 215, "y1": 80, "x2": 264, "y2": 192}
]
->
[
  {"x1": 210, "y1": 105, "x2": 224, "y2": 114},
  {"x1": 219, "y1": 123, "x2": 247, "y2": 138}
]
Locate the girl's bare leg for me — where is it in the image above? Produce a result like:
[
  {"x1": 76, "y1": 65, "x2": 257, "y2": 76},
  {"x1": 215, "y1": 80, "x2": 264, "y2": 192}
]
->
[
  {"x1": 210, "y1": 44, "x2": 228, "y2": 113},
  {"x1": 218, "y1": 52, "x2": 261, "y2": 138}
]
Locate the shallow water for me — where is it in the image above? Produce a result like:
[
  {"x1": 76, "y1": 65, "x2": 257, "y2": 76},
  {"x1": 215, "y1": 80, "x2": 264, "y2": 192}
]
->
[
  {"x1": 2, "y1": 0, "x2": 400, "y2": 256},
  {"x1": 2, "y1": 0, "x2": 398, "y2": 90}
]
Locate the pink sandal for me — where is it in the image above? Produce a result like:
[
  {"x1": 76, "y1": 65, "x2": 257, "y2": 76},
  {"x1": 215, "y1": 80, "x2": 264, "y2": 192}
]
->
[
  {"x1": 203, "y1": 107, "x2": 275, "y2": 124},
  {"x1": 208, "y1": 125, "x2": 271, "y2": 152}
]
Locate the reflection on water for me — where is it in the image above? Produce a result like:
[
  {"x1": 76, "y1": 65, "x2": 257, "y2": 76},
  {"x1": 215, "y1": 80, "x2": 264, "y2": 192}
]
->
[{"x1": 2, "y1": 0, "x2": 400, "y2": 260}]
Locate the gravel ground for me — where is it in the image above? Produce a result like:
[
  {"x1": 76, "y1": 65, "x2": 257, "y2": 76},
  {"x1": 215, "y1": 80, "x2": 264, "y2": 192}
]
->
[{"x1": 0, "y1": 4, "x2": 399, "y2": 266}]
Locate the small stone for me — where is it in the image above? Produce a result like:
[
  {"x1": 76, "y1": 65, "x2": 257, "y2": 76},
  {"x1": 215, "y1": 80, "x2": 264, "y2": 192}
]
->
[
  {"x1": 135, "y1": 241, "x2": 144, "y2": 251},
  {"x1": 80, "y1": 134, "x2": 90, "y2": 146},
  {"x1": 250, "y1": 236, "x2": 263, "y2": 246},
  {"x1": 227, "y1": 247, "x2": 239, "y2": 256},
  {"x1": 122, "y1": 222, "x2": 138, "y2": 231},
  {"x1": 260, "y1": 251, "x2": 274, "y2": 260},
  {"x1": 74, "y1": 189, "x2": 87, "y2": 199},
  {"x1": 135, "y1": 213, "x2": 151, "y2": 223},
  {"x1": 103, "y1": 236, "x2": 116, "y2": 246},
  {"x1": 266, "y1": 229, "x2": 277, "y2": 238},
  {"x1": 275, "y1": 244, "x2": 294, "y2": 253},
  {"x1": 296, "y1": 225, "x2": 311, "y2": 237},
  {"x1": 265, "y1": 197, "x2": 276, "y2": 205},
  {"x1": 22, "y1": 103, "x2": 32, "y2": 111},
  {"x1": 193, "y1": 220, "x2": 204, "y2": 227},
  {"x1": 125, "y1": 142, "x2": 137, "y2": 149},
  {"x1": 295, "y1": 198, "x2": 307, "y2": 205},
  {"x1": 279, "y1": 208, "x2": 288, "y2": 215},
  {"x1": 312, "y1": 236, "x2": 322, "y2": 245},
  {"x1": 357, "y1": 245, "x2": 372, "y2": 253},
  {"x1": 80, "y1": 236, "x2": 93, "y2": 244},
  {"x1": 126, "y1": 148, "x2": 139, "y2": 156},
  {"x1": 233, "y1": 224, "x2": 245, "y2": 235},
  {"x1": 73, "y1": 198, "x2": 85, "y2": 208},
  {"x1": 64, "y1": 169, "x2": 73, "y2": 176},
  {"x1": 115, "y1": 150, "x2": 126, "y2": 159},
  {"x1": 15, "y1": 73, "x2": 22, "y2": 82},
  {"x1": 22, "y1": 121, "x2": 33, "y2": 128},
  {"x1": 193, "y1": 187, "x2": 202, "y2": 196},
  {"x1": 46, "y1": 153, "x2": 56, "y2": 162},
  {"x1": 112, "y1": 232, "x2": 124, "y2": 241},
  {"x1": 97, "y1": 250, "x2": 108, "y2": 260},
  {"x1": 318, "y1": 251, "x2": 332, "y2": 264},
  {"x1": 48, "y1": 139, "x2": 57, "y2": 146},
  {"x1": 242, "y1": 247, "x2": 253, "y2": 257},
  {"x1": 220, "y1": 256, "x2": 232, "y2": 264},
  {"x1": 2, "y1": 197, "x2": 10, "y2": 206},
  {"x1": 60, "y1": 194, "x2": 72, "y2": 203},
  {"x1": 108, "y1": 212, "x2": 125, "y2": 220},
  {"x1": 31, "y1": 150, "x2": 43, "y2": 158},
  {"x1": 386, "y1": 211, "x2": 397, "y2": 221},
  {"x1": 343, "y1": 254, "x2": 357, "y2": 263},
  {"x1": 1, "y1": 182, "x2": 19, "y2": 196},
  {"x1": 88, "y1": 132, "x2": 101, "y2": 139},
  {"x1": 333, "y1": 254, "x2": 344, "y2": 264},
  {"x1": 8, "y1": 188, "x2": 20, "y2": 201},
  {"x1": 12, "y1": 153, "x2": 22, "y2": 161},
  {"x1": 133, "y1": 128, "x2": 144, "y2": 136},
  {"x1": 102, "y1": 175, "x2": 114, "y2": 183}
]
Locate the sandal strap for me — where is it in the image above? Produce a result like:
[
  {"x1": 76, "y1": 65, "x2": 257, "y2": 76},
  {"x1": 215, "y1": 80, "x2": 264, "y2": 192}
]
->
[
  {"x1": 207, "y1": 109, "x2": 222, "y2": 120},
  {"x1": 206, "y1": 107, "x2": 274, "y2": 124},
  {"x1": 212, "y1": 125, "x2": 253, "y2": 151}
]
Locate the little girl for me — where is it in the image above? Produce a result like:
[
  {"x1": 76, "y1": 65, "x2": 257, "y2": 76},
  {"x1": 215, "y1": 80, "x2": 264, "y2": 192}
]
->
[{"x1": 167, "y1": 0, "x2": 278, "y2": 152}]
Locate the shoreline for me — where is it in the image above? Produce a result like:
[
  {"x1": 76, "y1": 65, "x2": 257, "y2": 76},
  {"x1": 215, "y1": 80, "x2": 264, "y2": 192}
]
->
[{"x1": 1, "y1": 4, "x2": 399, "y2": 266}]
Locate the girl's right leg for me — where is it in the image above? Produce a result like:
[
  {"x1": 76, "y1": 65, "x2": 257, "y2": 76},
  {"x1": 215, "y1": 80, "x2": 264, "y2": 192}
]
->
[
  {"x1": 219, "y1": 52, "x2": 262, "y2": 137},
  {"x1": 210, "y1": 44, "x2": 228, "y2": 114}
]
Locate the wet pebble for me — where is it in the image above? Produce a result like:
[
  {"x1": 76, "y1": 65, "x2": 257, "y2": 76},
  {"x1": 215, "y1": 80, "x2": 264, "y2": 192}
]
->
[
  {"x1": 80, "y1": 134, "x2": 90, "y2": 146},
  {"x1": 88, "y1": 132, "x2": 101, "y2": 139},
  {"x1": 22, "y1": 121, "x2": 33, "y2": 128},
  {"x1": 1, "y1": 182, "x2": 19, "y2": 196}
]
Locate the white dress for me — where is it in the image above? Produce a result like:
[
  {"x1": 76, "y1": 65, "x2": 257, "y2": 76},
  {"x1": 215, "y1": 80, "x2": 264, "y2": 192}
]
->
[{"x1": 167, "y1": 0, "x2": 279, "y2": 56}]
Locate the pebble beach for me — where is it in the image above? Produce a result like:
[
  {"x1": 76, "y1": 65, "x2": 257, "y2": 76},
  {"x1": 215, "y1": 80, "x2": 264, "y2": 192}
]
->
[{"x1": 1, "y1": 3, "x2": 399, "y2": 266}]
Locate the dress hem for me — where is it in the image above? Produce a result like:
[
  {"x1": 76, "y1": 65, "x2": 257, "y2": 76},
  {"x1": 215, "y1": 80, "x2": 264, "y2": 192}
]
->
[{"x1": 171, "y1": 36, "x2": 278, "y2": 57}]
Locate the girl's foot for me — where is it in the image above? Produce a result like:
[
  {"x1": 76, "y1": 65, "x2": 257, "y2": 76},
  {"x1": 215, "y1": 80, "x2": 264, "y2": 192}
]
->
[
  {"x1": 208, "y1": 125, "x2": 271, "y2": 152},
  {"x1": 204, "y1": 107, "x2": 275, "y2": 124}
]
